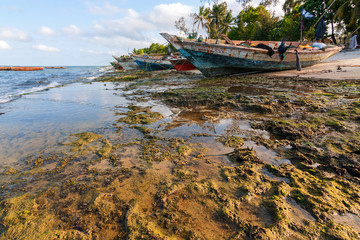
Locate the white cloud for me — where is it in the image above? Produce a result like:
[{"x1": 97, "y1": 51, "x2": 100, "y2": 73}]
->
[
  {"x1": 148, "y1": 3, "x2": 194, "y2": 30},
  {"x1": 0, "y1": 40, "x2": 11, "y2": 50},
  {"x1": 91, "y1": 9, "x2": 155, "y2": 41},
  {"x1": 80, "y1": 49, "x2": 112, "y2": 55},
  {"x1": 2, "y1": 6, "x2": 21, "y2": 13},
  {"x1": 0, "y1": 28, "x2": 30, "y2": 41},
  {"x1": 87, "y1": 2, "x2": 124, "y2": 16},
  {"x1": 90, "y1": 3, "x2": 194, "y2": 44},
  {"x1": 39, "y1": 26, "x2": 56, "y2": 36},
  {"x1": 62, "y1": 25, "x2": 82, "y2": 36},
  {"x1": 32, "y1": 44, "x2": 60, "y2": 52}
]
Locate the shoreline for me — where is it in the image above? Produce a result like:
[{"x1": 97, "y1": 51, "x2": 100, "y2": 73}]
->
[{"x1": 0, "y1": 55, "x2": 360, "y2": 238}]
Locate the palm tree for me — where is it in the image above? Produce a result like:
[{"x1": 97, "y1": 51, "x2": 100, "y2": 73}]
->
[
  {"x1": 192, "y1": 2, "x2": 234, "y2": 39},
  {"x1": 192, "y1": 6, "x2": 211, "y2": 34},
  {"x1": 335, "y1": 0, "x2": 360, "y2": 28},
  {"x1": 282, "y1": 0, "x2": 305, "y2": 15},
  {"x1": 221, "y1": 11, "x2": 234, "y2": 35},
  {"x1": 209, "y1": 2, "x2": 230, "y2": 38}
]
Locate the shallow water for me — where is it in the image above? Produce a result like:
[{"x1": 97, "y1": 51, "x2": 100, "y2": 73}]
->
[
  {"x1": 0, "y1": 66, "x2": 107, "y2": 104},
  {"x1": 333, "y1": 212, "x2": 360, "y2": 232},
  {"x1": 0, "y1": 82, "x2": 128, "y2": 164},
  {"x1": 286, "y1": 197, "x2": 316, "y2": 224},
  {"x1": 242, "y1": 140, "x2": 291, "y2": 166}
]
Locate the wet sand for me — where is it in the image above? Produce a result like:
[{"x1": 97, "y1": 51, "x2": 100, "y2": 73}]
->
[{"x1": 0, "y1": 54, "x2": 360, "y2": 239}]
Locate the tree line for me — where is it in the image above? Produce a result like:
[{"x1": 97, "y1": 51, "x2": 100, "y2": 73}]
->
[{"x1": 184, "y1": 0, "x2": 359, "y2": 42}]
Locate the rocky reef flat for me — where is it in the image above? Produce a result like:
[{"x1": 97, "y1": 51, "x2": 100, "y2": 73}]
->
[{"x1": 0, "y1": 64, "x2": 360, "y2": 239}]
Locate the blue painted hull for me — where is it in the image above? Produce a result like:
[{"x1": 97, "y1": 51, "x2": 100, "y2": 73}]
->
[
  {"x1": 179, "y1": 49, "x2": 316, "y2": 77},
  {"x1": 134, "y1": 60, "x2": 174, "y2": 72}
]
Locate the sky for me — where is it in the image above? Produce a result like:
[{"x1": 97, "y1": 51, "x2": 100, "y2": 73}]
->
[{"x1": 0, "y1": 0, "x2": 285, "y2": 66}]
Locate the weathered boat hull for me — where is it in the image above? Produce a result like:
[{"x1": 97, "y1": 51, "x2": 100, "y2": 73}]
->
[
  {"x1": 168, "y1": 58, "x2": 197, "y2": 71},
  {"x1": 110, "y1": 61, "x2": 123, "y2": 70},
  {"x1": 132, "y1": 55, "x2": 174, "y2": 72},
  {"x1": 161, "y1": 33, "x2": 343, "y2": 77},
  {"x1": 179, "y1": 49, "x2": 319, "y2": 77},
  {"x1": 118, "y1": 61, "x2": 140, "y2": 71},
  {"x1": 0, "y1": 66, "x2": 43, "y2": 71},
  {"x1": 113, "y1": 56, "x2": 140, "y2": 70}
]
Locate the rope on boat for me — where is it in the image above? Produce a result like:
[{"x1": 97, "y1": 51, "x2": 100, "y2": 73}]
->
[
  {"x1": 296, "y1": 0, "x2": 337, "y2": 50},
  {"x1": 294, "y1": 0, "x2": 337, "y2": 71}
]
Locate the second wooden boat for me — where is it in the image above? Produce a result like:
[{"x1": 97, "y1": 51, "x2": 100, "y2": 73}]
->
[
  {"x1": 132, "y1": 55, "x2": 175, "y2": 71},
  {"x1": 168, "y1": 56, "x2": 197, "y2": 71},
  {"x1": 110, "y1": 61, "x2": 123, "y2": 70},
  {"x1": 113, "y1": 55, "x2": 140, "y2": 71}
]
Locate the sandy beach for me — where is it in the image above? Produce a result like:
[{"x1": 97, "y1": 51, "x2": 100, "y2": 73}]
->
[
  {"x1": 263, "y1": 49, "x2": 360, "y2": 80},
  {"x1": 0, "y1": 51, "x2": 360, "y2": 239}
]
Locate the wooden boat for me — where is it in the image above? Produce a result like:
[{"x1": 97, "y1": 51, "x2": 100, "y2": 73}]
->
[
  {"x1": 161, "y1": 33, "x2": 343, "y2": 77},
  {"x1": 168, "y1": 56, "x2": 197, "y2": 71},
  {"x1": 113, "y1": 55, "x2": 140, "y2": 71},
  {"x1": 0, "y1": 66, "x2": 43, "y2": 71},
  {"x1": 46, "y1": 67, "x2": 66, "y2": 69},
  {"x1": 132, "y1": 55, "x2": 175, "y2": 71},
  {"x1": 110, "y1": 61, "x2": 123, "y2": 70}
]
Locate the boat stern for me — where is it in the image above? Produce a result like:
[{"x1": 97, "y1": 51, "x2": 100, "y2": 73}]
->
[{"x1": 160, "y1": 33, "x2": 183, "y2": 50}]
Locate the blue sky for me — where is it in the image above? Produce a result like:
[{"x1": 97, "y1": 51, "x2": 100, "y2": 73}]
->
[{"x1": 0, "y1": 0, "x2": 284, "y2": 66}]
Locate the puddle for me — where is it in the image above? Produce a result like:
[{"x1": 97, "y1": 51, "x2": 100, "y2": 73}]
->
[
  {"x1": 260, "y1": 168, "x2": 290, "y2": 183},
  {"x1": 114, "y1": 145, "x2": 140, "y2": 169},
  {"x1": 242, "y1": 141, "x2": 290, "y2": 166},
  {"x1": 41, "y1": 162, "x2": 58, "y2": 171},
  {"x1": 137, "y1": 100, "x2": 174, "y2": 117},
  {"x1": 287, "y1": 197, "x2": 316, "y2": 225},
  {"x1": 189, "y1": 136, "x2": 234, "y2": 158},
  {"x1": 333, "y1": 212, "x2": 360, "y2": 232},
  {"x1": 177, "y1": 109, "x2": 219, "y2": 123},
  {"x1": 151, "y1": 160, "x2": 174, "y2": 175},
  {"x1": 88, "y1": 159, "x2": 113, "y2": 171},
  {"x1": 308, "y1": 163, "x2": 321, "y2": 168}
]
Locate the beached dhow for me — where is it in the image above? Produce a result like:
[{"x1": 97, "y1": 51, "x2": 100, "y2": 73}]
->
[
  {"x1": 113, "y1": 55, "x2": 140, "y2": 71},
  {"x1": 132, "y1": 55, "x2": 175, "y2": 71},
  {"x1": 110, "y1": 61, "x2": 123, "y2": 70},
  {"x1": 161, "y1": 33, "x2": 343, "y2": 77},
  {"x1": 167, "y1": 56, "x2": 197, "y2": 71}
]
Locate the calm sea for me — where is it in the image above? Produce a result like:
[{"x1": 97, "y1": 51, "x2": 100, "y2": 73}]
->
[
  {"x1": 0, "y1": 66, "x2": 109, "y2": 104},
  {"x1": 0, "y1": 65, "x2": 126, "y2": 164}
]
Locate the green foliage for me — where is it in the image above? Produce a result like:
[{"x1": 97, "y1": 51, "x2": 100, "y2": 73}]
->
[
  {"x1": 133, "y1": 43, "x2": 172, "y2": 55},
  {"x1": 228, "y1": 6, "x2": 279, "y2": 40},
  {"x1": 192, "y1": 2, "x2": 234, "y2": 38},
  {"x1": 192, "y1": 0, "x2": 359, "y2": 42},
  {"x1": 334, "y1": 0, "x2": 360, "y2": 30}
]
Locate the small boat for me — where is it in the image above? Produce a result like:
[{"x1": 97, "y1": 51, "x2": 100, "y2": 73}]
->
[
  {"x1": 113, "y1": 55, "x2": 140, "y2": 71},
  {"x1": 46, "y1": 67, "x2": 66, "y2": 69},
  {"x1": 168, "y1": 56, "x2": 197, "y2": 71},
  {"x1": 161, "y1": 33, "x2": 343, "y2": 77},
  {"x1": 0, "y1": 66, "x2": 43, "y2": 71},
  {"x1": 132, "y1": 55, "x2": 175, "y2": 71},
  {"x1": 110, "y1": 61, "x2": 123, "y2": 70}
]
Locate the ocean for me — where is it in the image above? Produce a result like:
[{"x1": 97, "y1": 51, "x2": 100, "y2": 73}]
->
[
  {"x1": 0, "y1": 66, "x2": 109, "y2": 104},
  {"x1": 0, "y1": 66, "x2": 125, "y2": 164}
]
